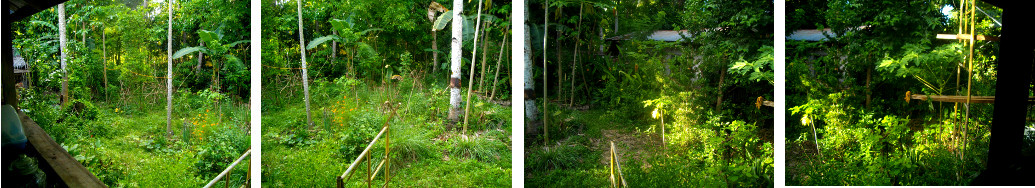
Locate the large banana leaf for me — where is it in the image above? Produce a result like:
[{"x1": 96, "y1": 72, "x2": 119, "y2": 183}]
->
[
  {"x1": 172, "y1": 46, "x2": 209, "y2": 59},
  {"x1": 433, "y1": 10, "x2": 453, "y2": 31},
  {"x1": 306, "y1": 35, "x2": 339, "y2": 50}
]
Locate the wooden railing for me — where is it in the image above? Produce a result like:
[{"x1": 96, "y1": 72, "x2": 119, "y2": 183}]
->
[
  {"x1": 337, "y1": 109, "x2": 396, "y2": 188},
  {"x1": 203, "y1": 149, "x2": 251, "y2": 188},
  {"x1": 17, "y1": 111, "x2": 107, "y2": 187},
  {"x1": 609, "y1": 141, "x2": 627, "y2": 188}
]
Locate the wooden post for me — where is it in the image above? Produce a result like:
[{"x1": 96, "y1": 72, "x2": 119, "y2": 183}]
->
[
  {"x1": 982, "y1": 6, "x2": 1034, "y2": 184},
  {"x1": 3, "y1": 14, "x2": 15, "y2": 107}
]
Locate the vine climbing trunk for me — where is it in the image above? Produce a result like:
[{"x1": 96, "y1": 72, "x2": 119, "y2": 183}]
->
[
  {"x1": 58, "y1": 3, "x2": 68, "y2": 104},
  {"x1": 464, "y1": 0, "x2": 485, "y2": 135},
  {"x1": 448, "y1": 0, "x2": 463, "y2": 123},
  {"x1": 297, "y1": 0, "x2": 314, "y2": 129},
  {"x1": 166, "y1": 0, "x2": 174, "y2": 138}
]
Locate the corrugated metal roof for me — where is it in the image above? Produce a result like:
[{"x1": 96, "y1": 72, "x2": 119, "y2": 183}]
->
[
  {"x1": 12, "y1": 48, "x2": 28, "y2": 70},
  {"x1": 786, "y1": 29, "x2": 837, "y2": 41},
  {"x1": 607, "y1": 30, "x2": 691, "y2": 42}
]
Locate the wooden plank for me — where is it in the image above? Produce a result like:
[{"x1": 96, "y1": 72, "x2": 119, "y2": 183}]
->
[
  {"x1": 18, "y1": 111, "x2": 107, "y2": 188},
  {"x1": 936, "y1": 34, "x2": 1000, "y2": 41},
  {"x1": 906, "y1": 93, "x2": 1035, "y2": 103}
]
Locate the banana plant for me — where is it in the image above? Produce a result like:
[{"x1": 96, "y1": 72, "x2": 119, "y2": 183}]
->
[
  {"x1": 172, "y1": 29, "x2": 249, "y2": 92},
  {"x1": 305, "y1": 13, "x2": 382, "y2": 78}
]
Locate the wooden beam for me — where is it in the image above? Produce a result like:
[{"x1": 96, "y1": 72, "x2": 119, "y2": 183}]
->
[
  {"x1": 936, "y1": 34, "x2": 1000, "y2": 41},
  {"x1": 905, "y1": 92, "x2": 1035, "y2": 103},
  {"x1": 19, "y1": 111, "x2": 106, "y2": 187}
]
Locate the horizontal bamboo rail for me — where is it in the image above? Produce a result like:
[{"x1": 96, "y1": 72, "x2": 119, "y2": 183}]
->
[
  {"x1": 338, "y1": 109, "x2": 396, "y2": 188},
  {"x1": 203, "y1": 149, "x2": 251, "y2": 188},
  {"x1": 936, "y1": 34, "x2": 999, "y2": 41},
  {"x1": 609, "y1": 141, "x2": 627, "y2": 188},
  {"x1": 905, "y1": 91, "x2": 1035, "y2": 103}
]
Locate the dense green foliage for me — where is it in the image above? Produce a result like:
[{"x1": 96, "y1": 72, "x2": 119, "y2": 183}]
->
[
  {"x1": 785, "y1": 0, "x2": 1026, "y2": 185},
  {"x1": 13, "y1": 0, "x2": 251, "y2": 187},
  {"x1": 526, "y1": 0, "x2": 773, "y2": 187},
  {"x1": 260, "y1": 0, "x2": 513, "y2": 187}
]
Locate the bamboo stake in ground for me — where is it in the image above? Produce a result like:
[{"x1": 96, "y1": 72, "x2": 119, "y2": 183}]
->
[
  {"x1": 543, "y1": 0, "x2": 550, "y2": 145},
  {"x1": 464, "y1": 0, "x2": 485, "y2": 135}
]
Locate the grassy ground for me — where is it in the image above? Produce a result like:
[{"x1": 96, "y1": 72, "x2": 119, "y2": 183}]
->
[
  {"x1": 23, "y1": 93, "x2": 251, "y2": 187},
  {"x1": 526, "y1": 103, "x2": 775, "y2": 187},
  {"x1": 261, "y1": 81, "x2": 512, "y2": 187},
  {"x1": 525, "y1": 105, "x2": 664, "y2": 187}
]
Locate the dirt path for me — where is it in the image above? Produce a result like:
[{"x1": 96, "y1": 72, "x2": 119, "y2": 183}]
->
[{"x1": 590, "y1": 129, "x2": 663, "y2": 169}]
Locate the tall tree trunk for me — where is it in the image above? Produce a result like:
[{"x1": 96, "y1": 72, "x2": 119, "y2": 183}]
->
[
  {"x1": 866, "y1": 68, "x2": 872, "y2": 108},
  {"x1": 524, "y1": 0, "x2": 538, "y2": 127},
  {"x1": 166, "y1": 0, "x2": 174, "y2": 138},
  {"x1": 556, "y1": 26, "x2": 562, "y2": 104},
  {"x1": 432, "y1": 30, "x2": 438, "y2": 76},
  {"x1": 463, "y1": 0, "x2": 485, "y2": 135},
  {"x1": 197, "y1": 42, "x2": 204, "y2": 72},
  {"x1": 103, "y1": 24, "x2": 108, "y2": 101},
  {"x1": 542, "y1": 0, "x2": 550, "y2": 144},
  {"x1": 297, "y1": 0, "x2": 313, "y2": 129},
  {"x1": 570, "y1": 3, "x2": 583, "y2": 106},
  {"x1": 59, "y1": 3, "x2": 68, "y2": 104},
  {"x1": 447, "y1": 0, "x2": 464, "y2": 122},
  {"x1": 478, "y1": 21, "x2": 491, "y2": 93},
  {"x1": 716, "y1": 64, "x2": 725, "y2": 112},
  {"x1": 490, "y1": 34, "x2": 508, "y2": 101},
  {"x1": 331, "y1": 30, "x2": 337, "y2": 61}
]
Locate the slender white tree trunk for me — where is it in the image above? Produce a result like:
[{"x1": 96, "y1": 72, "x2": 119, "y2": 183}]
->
[
  {"x1": 448, "y1": 0, "x2": 464, "y2": 122},
  {"x1": 297, "y1": 0, "x2": 313, "y2": 129},
  {"x1": 523, "y1": 1, "x2": 537, "y2": 122},
  {"x1": 167, "y1": 0, "x2": 174, "y2": 138},
  {"x1": 58, "y1": 3, "x2": 68, "y2": 104}
]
